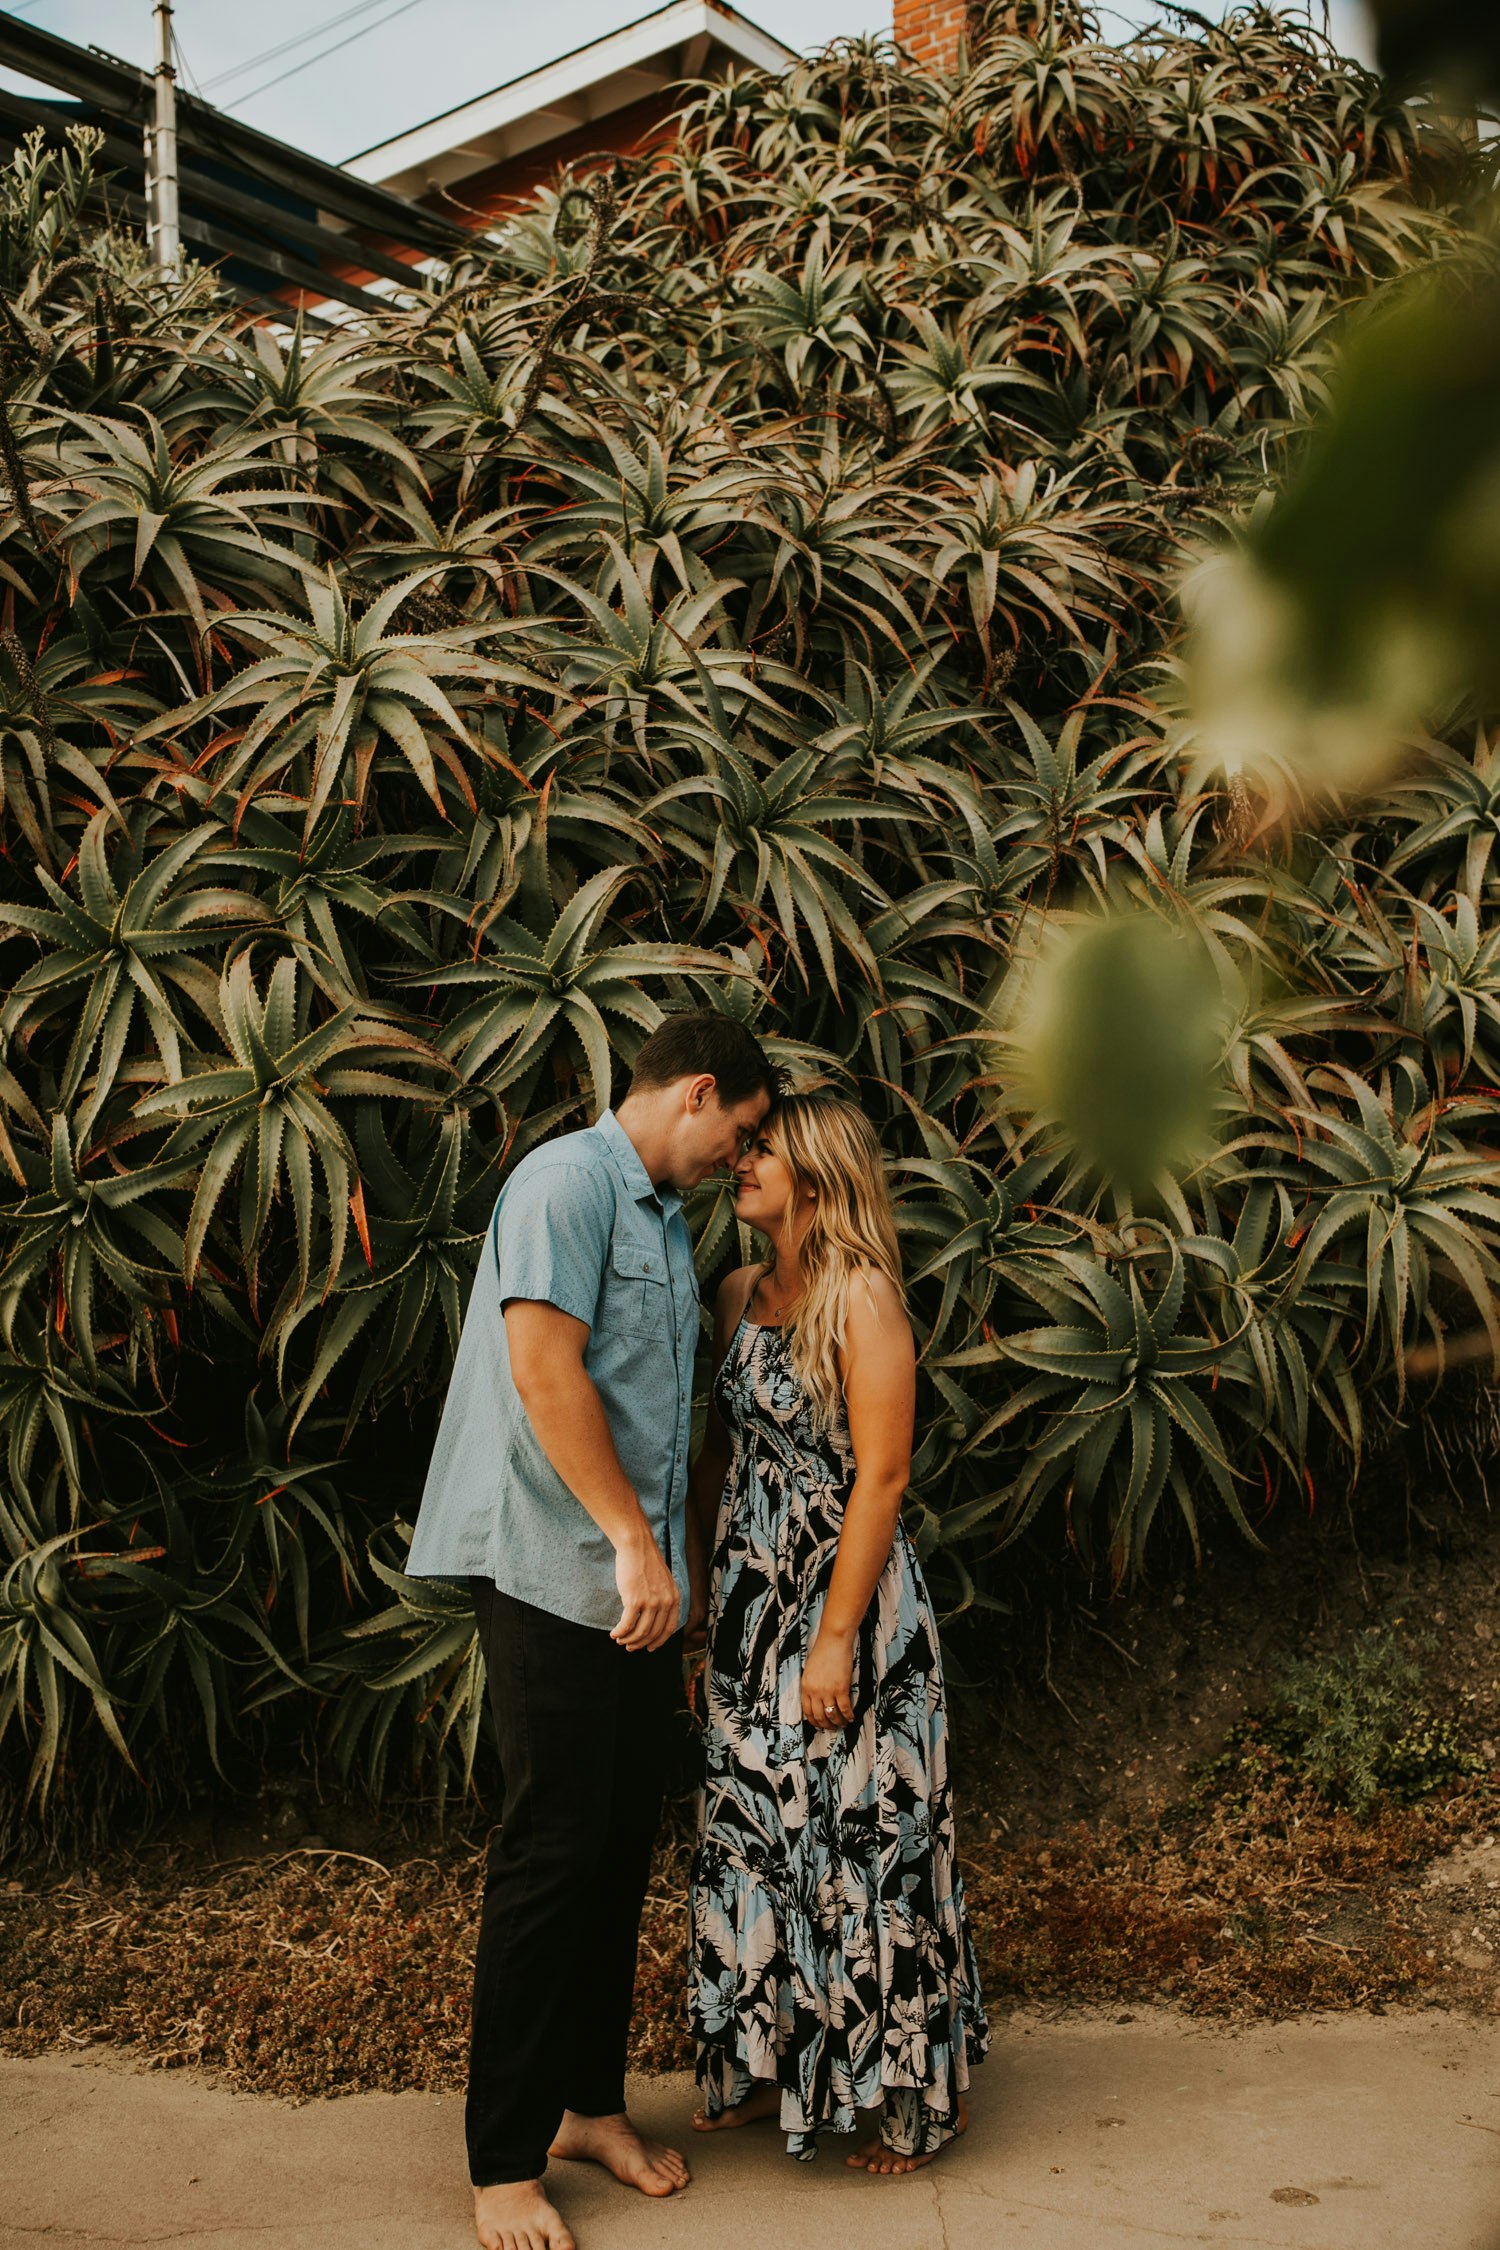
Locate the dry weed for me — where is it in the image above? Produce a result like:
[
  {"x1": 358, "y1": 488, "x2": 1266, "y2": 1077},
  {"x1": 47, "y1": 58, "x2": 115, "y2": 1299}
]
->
[{"x1": 2, "y1": 1764, "x2": 1492, "y2": 2096}]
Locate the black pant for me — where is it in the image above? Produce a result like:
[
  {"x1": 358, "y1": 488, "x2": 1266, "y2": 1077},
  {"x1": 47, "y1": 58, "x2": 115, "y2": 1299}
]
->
[{"x1": 466, "y1": 1580, "x2": 682, "y2": 2187}]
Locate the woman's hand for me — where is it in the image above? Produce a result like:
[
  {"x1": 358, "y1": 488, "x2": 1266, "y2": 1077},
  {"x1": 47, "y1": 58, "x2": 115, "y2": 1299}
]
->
[{"x1": 801, "y1": 1625, "x2": 856, "y2": 1729}]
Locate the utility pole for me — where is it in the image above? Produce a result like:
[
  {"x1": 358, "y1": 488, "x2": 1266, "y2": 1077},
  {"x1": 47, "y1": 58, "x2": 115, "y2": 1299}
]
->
[{"x1": 144, "y1": 1, "x2": 179, "y2": 275}]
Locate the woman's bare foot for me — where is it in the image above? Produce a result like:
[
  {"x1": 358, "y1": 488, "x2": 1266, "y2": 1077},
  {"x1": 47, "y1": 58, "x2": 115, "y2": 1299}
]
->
[
  {"x1": 691, "y1": 2081, "x2": 782, "y2": 2133},
  {"x1": 846, "y1": 2097, "x2": 969, "y2": 2176},
  {"x1": 548, "y1": 2110, "x2": 689, "y2": 2196},
  {"x1": 473, "y1": 2178, "x2": 575, "y2": 2250}
]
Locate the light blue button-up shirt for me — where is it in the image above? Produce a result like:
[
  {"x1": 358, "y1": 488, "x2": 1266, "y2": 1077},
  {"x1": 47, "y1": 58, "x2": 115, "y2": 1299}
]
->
[{"x1": 404, "y1": 1110, "x2": 699, "y2": 1631}]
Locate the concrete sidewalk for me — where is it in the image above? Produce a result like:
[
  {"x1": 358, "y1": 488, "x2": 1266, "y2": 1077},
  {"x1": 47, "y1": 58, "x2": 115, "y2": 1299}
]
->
[{"x1": 4, "y1": 2009, "x2": 1500, "y2": 2250}]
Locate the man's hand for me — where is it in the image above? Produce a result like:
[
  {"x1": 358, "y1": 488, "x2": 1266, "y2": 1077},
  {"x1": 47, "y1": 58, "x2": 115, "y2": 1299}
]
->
[
  {"x1": 801, "y1": 1625, "x2": 856, "y2": 1729},
  {"x1": 612, "y1": 1527, "x2": 680, "y2": 1653}
]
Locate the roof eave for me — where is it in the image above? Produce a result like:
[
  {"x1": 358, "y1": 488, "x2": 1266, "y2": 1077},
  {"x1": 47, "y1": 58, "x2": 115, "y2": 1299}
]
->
[{"x1": 344, "y1": 0, "x2": 793, "y2": 191}]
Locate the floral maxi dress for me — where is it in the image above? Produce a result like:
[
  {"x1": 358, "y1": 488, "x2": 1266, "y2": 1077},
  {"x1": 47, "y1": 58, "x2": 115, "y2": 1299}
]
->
[{"x1": 689, "y1": 1311, "x2": 989, "y2": 2160}]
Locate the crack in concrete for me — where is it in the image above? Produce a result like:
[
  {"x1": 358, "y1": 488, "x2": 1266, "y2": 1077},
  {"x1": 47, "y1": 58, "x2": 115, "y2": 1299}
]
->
[
  {"x1": 1, "y1": 2224, "x2": 433, "y2": 2246},
  {"x1": 931, "y1": 2166, "x2": 954, "y2": 2250}
]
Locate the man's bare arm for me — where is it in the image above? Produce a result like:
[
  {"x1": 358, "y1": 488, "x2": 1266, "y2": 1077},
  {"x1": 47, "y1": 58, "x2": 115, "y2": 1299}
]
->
[{"x1": 505, "y1": 1299, "x2": 680, "y2": 1653}]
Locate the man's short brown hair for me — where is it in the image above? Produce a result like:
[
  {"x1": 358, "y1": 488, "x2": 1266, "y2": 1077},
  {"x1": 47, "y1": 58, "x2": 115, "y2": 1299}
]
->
[{"x1": 626, "y1": 1010, "x2": 779, "y2": 1109}]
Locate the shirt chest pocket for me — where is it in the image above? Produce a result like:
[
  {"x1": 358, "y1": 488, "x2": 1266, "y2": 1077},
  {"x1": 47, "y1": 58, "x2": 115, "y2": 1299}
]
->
[{"x1": 601, "y1": 1238, "x2": 671, "y2": 1335}]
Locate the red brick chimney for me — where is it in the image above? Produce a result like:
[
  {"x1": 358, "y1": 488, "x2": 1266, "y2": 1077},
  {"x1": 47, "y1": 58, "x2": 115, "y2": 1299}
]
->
[{"x1": 894, "y1": 0, "x2": 969, "y2": 72}]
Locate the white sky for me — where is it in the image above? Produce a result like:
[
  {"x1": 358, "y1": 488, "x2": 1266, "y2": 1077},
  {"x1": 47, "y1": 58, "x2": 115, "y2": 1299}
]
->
[{"x1": 1, "y1": 0, "x2": 1376, "y2": 166}]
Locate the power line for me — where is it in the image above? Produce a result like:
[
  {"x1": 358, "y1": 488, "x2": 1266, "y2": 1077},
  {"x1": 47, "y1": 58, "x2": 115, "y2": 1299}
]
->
[
  {"x1": 220, "y1": 0, "x2": 428, "y2": 113},
  {"x1": 201, "y1": 0, "x2": 406, "y2": 94},
  {"x1": 172, "y1": 27, "x2": 208, "y2": 104}
]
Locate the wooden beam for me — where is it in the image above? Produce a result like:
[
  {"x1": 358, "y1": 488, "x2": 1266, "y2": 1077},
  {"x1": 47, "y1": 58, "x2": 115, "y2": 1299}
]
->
[
  {"x1": 0, "y1": 18, "x2": 145, "y2": 111},
  {"x1": 174, "y1": 96, "x2": 463, "y2": 255},
  {"x1": 173, "y1": 212, "x2": 395, "y2": 315},
  {"x1": 174, "y1": 160, "x2": 426, "y2": 292},
  {"x1": 0, "y1": 14, "x2": 465, "y2": 258},
  {"x1": 0, "y1": 81, "x2": 424, "y2": 292},
  {"x1": 0, "y1": 136, "x2": 384, "y2": 315},
  {"x1": 222, "y1": 292, "x2": 342, "y2": 333}
]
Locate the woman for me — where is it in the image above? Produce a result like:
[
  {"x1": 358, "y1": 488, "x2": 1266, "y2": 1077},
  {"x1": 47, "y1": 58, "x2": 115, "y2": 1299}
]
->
[{"x1": 687, "y1": 1090, "x2": 988, "y2": 2173}]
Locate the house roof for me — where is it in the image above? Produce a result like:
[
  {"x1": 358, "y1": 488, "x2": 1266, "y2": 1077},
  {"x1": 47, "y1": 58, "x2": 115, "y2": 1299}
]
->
[
  {"x1": 0, "y1": 12, "x2": 466, "y2": 317},
  {"x1": 344, "y1": 0, "x2": 794, "y2": 199}
]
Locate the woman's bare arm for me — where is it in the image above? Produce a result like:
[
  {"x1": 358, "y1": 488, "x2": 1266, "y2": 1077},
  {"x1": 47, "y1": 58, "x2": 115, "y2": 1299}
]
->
[{"x1": 800, "y1": 1270, "x2": 916, "y2": 1727}]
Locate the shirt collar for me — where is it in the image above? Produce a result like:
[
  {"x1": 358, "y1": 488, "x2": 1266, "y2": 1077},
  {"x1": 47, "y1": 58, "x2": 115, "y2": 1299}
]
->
[{"x1": 598, "y1": 1109, "x2": 682, "y2": 1216}]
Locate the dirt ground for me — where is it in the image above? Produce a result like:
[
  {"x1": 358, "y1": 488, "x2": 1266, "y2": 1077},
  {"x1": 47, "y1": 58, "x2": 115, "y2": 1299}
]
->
[
  {"x1": 3, "y1": 1474, "x2": 1500, "y2": 2094},
  {"x1": 962, "y1": 1459, "x2": 1500, "y2": 1844}
]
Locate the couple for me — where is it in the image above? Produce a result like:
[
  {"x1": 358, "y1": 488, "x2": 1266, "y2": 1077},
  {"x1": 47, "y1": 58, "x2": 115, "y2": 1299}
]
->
[{"x1": 406, "y1": 1010, "x2": 988, "y2": 2250}]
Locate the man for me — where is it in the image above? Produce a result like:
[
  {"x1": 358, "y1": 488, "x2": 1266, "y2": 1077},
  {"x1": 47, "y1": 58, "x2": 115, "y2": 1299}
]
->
[{"x1": 406, "y1": 1010, "x2": 778, "y2": 2250}]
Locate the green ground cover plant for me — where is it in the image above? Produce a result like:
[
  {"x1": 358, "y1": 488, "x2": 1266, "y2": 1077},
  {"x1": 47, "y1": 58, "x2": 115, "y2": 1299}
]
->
[
  {"x1": 1199, "y1": 1632, "x2": 1486, "y2": 1815},
  {"x1": 0, "y1": 1, "x2": 1496, "y2": 1842}
]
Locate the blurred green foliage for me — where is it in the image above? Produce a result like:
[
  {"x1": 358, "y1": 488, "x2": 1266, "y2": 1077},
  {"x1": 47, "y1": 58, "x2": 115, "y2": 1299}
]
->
[
  {"x1": 1009, "y1": 912, "x2": 1220, "y2": 1196},
  {"x1": 1188, "y1": 0, "x2": 1500, "y2": 802},
  {"x1": 1367, "y1": 0, "x2": 1500, "y2": 104}
]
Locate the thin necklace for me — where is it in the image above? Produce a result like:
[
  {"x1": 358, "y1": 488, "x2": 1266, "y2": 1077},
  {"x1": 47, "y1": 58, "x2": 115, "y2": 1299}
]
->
[{"x1": 759, "y1": 1261, "x2": 800, "y2": 1323}]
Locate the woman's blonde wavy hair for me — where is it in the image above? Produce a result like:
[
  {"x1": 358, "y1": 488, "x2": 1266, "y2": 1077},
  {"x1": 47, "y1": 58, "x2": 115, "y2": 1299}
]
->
[{"x1": 756, "y1": 1091, "x2": 905, "y2": 1431}]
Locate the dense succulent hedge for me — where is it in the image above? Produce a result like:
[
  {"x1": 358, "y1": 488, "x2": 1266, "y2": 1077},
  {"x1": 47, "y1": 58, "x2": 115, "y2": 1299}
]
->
[{"x1": 0, "y1": 1, "x2": 1494, "y2": 1832}]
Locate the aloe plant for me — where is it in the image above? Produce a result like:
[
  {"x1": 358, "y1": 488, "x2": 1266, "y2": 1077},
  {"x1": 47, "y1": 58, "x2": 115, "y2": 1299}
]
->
[{"x1": 0, "y1": 3, "x2": 1493, "y2": 1837}]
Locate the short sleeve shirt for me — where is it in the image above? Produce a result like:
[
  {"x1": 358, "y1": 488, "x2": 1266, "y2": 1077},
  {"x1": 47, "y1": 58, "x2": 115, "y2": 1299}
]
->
[{"x1": 404, "y1": 1111, "x2": 699, "y2": 1632}]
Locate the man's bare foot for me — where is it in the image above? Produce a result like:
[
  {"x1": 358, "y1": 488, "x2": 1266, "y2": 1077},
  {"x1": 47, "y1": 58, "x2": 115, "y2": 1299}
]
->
[
  {"x1": 846, "y1": 2097, "x2": 969, "y2": 2176},
  {"x1": 472, "y1": 2178, "x2": 575, "y2": 2250},
  {"x1": 548, "y1": 2110, "x2": 689, "y2": 2196},
  {"x1": 691, "y1": 2081, "x2": 782, "y2": 2133}
]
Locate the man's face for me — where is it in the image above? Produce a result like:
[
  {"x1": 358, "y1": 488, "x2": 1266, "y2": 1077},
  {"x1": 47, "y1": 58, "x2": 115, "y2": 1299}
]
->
[{"x1": 675, "y1": 1082, "x2": 772, "y2": 1191}]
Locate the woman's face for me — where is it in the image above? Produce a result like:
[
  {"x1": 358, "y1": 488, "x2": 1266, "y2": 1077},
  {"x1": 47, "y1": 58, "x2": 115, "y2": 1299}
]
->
[{"x1": 732, "y1": 1128, "x2": 808, "y2": 1234}]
